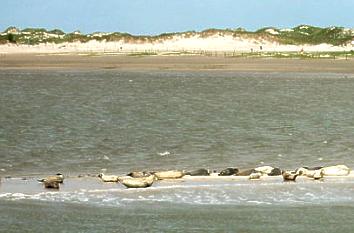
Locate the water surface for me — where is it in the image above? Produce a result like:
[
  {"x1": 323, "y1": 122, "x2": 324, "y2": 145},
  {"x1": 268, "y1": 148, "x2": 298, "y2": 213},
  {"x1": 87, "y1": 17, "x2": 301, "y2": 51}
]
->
[{"x1": 1, "y1": 70, "x2": 354, "y2": 232}]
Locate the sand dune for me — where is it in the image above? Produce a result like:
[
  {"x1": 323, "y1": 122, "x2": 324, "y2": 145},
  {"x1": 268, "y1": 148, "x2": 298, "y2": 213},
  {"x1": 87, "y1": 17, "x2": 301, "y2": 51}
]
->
[{"x1": 0, "y1": 34, "x2": 353, "y2": 54}]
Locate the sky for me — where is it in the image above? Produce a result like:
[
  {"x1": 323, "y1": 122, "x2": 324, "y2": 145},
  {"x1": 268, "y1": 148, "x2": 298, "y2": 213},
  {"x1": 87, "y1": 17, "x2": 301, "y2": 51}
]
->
[{"x1": 1, "y1": 0, "x2": 354, "y2": 35}]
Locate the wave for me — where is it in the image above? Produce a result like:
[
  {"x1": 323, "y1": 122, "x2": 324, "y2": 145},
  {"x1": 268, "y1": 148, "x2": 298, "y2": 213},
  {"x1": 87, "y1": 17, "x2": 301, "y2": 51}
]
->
[{"x1": 1, "y1": 181, "x2": 354, "y2": 207}]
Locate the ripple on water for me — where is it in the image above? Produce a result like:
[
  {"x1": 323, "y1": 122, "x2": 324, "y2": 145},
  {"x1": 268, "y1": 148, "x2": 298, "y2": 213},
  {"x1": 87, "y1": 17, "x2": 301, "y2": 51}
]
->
[{"x1": 1, "y1": 180, "x2": 354, "y2": 207}]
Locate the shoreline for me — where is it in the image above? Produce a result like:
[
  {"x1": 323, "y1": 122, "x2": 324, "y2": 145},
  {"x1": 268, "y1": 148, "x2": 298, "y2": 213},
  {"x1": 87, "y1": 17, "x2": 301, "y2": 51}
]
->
[
  {"x1": 1, "y1": 173, "x2": 354, "y2": 195},
  {"x1": 1, "y1": 53, "x2": 354, "y2": 73}
]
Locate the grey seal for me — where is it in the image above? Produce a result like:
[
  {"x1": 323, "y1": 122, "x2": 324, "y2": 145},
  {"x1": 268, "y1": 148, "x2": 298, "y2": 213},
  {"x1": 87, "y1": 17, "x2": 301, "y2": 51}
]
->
[
  {"x1": 127, "y1": 171, "x2": 152, "y2": 178},
  {"x1": 153, "y1": 170, "x2": 184, "y2": 180},
  {"x1": 120, "y1": 175, "x2": 156, "y2": 188},
  {"x1": 185, "y1": 168, "x2": 210, "y2": 176},
  {"x1": 321, "y1": 165, "x2": 350, "y2": 176},
  {"x1": 236, "y1": 169, "x2": 255, "y2": 176},
  {"x1": 98, "y1": 173, "x2": 120, "y2": 182},
  {"x1": 282, "y1": 171, "x2": 298, "y2": 181},
  {"x1": 218, "y1": 168, "x2": 239, "y2": 176},
  {"x1": 268, "y1": 167, "x2": 282, "y2": 176}
]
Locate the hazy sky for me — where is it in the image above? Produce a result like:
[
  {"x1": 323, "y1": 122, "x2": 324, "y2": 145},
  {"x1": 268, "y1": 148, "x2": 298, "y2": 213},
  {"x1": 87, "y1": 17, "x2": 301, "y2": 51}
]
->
[{"x1": 1, "y1": 0, "x2": 354, "y2": 35}]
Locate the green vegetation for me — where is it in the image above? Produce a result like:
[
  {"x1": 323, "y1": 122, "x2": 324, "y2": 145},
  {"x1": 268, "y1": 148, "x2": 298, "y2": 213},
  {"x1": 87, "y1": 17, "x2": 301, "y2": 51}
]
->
[
  {"x1": 224, "y1": 50, "x2": 354, "y2": 59},
  {"x1": 127, "y1": 51, "x2": 158, "y2": 56},
  {"x1": 7, "y1": 33, "x2": 16, "y2": 43},
  {"x1": 0, "y1": 25, "x2": 353, "y2": 46},
  {"x1": 277, "y1": 25, "x2": 353, "y2": 45}
]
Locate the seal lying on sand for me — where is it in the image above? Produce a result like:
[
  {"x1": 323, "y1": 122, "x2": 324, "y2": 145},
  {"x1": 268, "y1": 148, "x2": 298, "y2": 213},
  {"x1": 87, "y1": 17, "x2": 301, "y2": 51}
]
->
[
  {"x1": 98, "y1": 173, "x2": 120, "y2": 182},
  {"x1": 218, "y1": 168, "x2": 239, "y2": 176},
  {"x1": 282, "y1": 171, "x2": 298, "y2": 181},
  {"x1": 321, "y1": 165, "x2": 350, "y2": 176},
  {"x1": 296, "y1": 167, "x2": 324, "y2": 179},
  {"x1": 153, "y1": 170, "x2": 184, "y2": 180},
  {"x1": 236, "y1": 169, "x2": 255, "y2": 176},
  {"x1": 312, "y1": 169, "x2": 324, "y2": 180},
  {"x1": 268, "y1": 167, "x2": 282, "y2": 176},
  {"x1": 254, "y1": 166, "x2": 282, "y2": 176},
  {"x1": 119, "y1": 175, "x2": 156, "y2": 188},
  {"x1": 185, "y1": 168, "x2": 210, "y2": 176},
  {"x1": 127, "y1": 171, "x2": 151, "y2": 178},
  {"x1": 38, "y1": 173, "x2": 64, "y2": 184},
  {"x1": 249, "y1": 172, "x2": 262, "y2": 180}
]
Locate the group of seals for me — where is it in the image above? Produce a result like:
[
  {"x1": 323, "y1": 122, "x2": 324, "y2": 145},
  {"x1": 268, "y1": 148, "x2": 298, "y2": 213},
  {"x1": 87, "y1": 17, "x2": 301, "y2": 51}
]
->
[
  {"x1": 281, "y1": 165, "x2": 351, "y2": 182},
  {"x1": 98, "y1": 170, "x2": 185, "y2": 188},
  {"x1": 216, "y1": 166, "x2": 282, "y2": 179},
  {"x1": 33, "y1": 165, "x2": 350, "y2": 190},
  {"x1": 295, "y1": 165, "x2": 350, "y2": 180}
]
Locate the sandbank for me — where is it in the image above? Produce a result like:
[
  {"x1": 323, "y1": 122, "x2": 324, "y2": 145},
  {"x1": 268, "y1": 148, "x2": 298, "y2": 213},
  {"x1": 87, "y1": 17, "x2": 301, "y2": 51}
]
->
[
  {"x1": 1, "y1": 53, "x2": 354, "y2": 73},
  {"x1": 1, "y1": 172, "x2": 354, "y2": 195}
]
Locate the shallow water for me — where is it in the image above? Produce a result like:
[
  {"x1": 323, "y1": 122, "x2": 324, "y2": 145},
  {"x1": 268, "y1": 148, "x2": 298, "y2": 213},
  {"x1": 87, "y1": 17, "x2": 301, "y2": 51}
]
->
[
  {"x1": 1, "y1": 199, "x2": 354, "y2": 233},
  {"x1": 1, "y1": 69, "x2": 354, "y2": 232},
  {"x1": 1, "y1": 70, "x2": 354, "y2": 176},
  {"x1": 1, "y1": 176, "x2": 354, "y2": 233}
]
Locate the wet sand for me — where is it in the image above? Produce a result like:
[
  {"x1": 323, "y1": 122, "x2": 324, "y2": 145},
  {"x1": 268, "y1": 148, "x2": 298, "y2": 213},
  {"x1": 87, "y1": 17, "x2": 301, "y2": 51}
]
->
[
  {"x1": 1, "y1": 173, "x2": 354, "y2": 194},
  {"x1": 1, "y1": 53, "x2": 354, "y2": 73}
]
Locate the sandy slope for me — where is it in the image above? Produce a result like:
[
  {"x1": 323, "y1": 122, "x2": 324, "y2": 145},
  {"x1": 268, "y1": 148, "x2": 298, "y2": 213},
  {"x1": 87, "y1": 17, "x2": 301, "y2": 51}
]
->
[{"x1": 0, "y1": 34, "x2": 353, "y2": 54}]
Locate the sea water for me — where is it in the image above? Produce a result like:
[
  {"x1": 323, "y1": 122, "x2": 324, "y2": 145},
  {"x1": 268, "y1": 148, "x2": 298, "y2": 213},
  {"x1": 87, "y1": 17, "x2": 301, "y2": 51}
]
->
[{"x1": 1, "y1": 70, "x2": 354, "y2": 232}]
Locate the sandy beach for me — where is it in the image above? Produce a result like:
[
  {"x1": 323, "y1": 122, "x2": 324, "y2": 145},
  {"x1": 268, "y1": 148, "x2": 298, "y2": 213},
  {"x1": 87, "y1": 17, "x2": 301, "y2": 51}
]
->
[{"x1": 1, "y1": 53, "x2": 354, "y2": 73}]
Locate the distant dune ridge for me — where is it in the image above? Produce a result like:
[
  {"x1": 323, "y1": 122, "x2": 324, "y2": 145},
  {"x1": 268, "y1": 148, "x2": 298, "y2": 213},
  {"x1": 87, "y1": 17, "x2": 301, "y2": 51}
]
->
[{"x1": 0, "y1": 25, "x2": 353, "y2": 54}]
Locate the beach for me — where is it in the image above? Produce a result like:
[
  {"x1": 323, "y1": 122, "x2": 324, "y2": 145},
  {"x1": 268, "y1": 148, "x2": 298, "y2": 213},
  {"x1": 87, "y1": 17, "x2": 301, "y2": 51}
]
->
[{"x1": 1, "y1": 53, "x2": 354, "y2": 73}]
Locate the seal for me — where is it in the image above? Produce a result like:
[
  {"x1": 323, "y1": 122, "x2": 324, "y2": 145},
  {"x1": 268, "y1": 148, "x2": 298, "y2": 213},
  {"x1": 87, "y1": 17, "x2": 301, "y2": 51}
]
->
[
  {"x1": 38, "y1": 173, "x2": 64, "y2": 184},
  {"x1": 120, "y1": 174, "x2": 156, "y2": 188},
  {"x1": 127, "y1": 171, "x2": 151, "y2": 178},
  {"x1": 303, "y1": 166, "x2": 324, "y2": 170},
  {"x1": 153, "y1": 170, "x2": 184, "y2": 180},
  {"x1": 44, "y1": 180, "x2": 60, "y2": 189},
  {"x1": 268, "y1": 167, "x2": 282, "y2": 176},
  {"x1": 98, "y1": 173, "x2": 120, "y2": 182},
  {"x1": 296, "y1": 167, "x2": 324, "y2": 180},
  {"x1": 321, "y1": 165, "x2": 350, "y2": 176},
  {"x1": 185, "y1": 168, "x2": 210, "y2": 176},
  {"x1": 254, "y1": 166, "x2": 282, "y2": 176},
  {"x1": 236, "y1": 169, "x2": 255, "y2": 176},
  {"x1": 249, "y1": 172, "x2": 262, "y2": 180},
  {"x1": 218, "y1": 168, "x2": 239, "y2": 176},
  {"x1": 313, "y1": 169, "x2": 324, "y2": 180},
  {"x1": 282, "y1": 171, "x2": 298, "y2": 181}
]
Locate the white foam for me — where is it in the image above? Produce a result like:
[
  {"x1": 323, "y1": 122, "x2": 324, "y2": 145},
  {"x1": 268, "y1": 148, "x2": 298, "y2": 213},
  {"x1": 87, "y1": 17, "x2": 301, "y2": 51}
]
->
[{"x1": 1, "y1": 180, "x2": 354, "y2": 206}]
